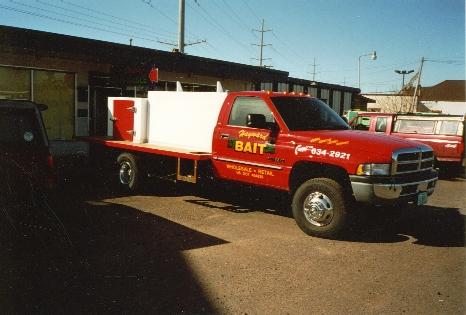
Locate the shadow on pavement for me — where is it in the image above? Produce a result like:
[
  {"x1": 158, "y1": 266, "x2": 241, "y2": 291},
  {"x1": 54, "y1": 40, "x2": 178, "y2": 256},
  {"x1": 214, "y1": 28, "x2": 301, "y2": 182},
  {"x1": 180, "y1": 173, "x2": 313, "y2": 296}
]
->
[
  {"x1": 154, "y1": 180, "x2": 465, "y2": 248},
  {"x1": 437, "y1": 163, "x2": 466, "y2": 180},
  {"x1": 341, "y1": 205, "x2": 465, "y2": 246},
  {"x1": 0, "y1": 183, "x2": 228, "y2": 313},
  {"x1": 126, "y1": 177, "x2": 465, "y2": 248}
]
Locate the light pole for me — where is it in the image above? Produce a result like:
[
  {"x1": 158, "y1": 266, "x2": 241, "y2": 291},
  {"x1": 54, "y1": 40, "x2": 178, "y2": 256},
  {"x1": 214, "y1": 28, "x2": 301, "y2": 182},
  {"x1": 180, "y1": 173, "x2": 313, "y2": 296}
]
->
[
  {"x1": 358, "y1": 51, "x2": 377, "y2": 90},
  {"x1": 394, "y1": 69, "x2": 414, "y2": 89}
]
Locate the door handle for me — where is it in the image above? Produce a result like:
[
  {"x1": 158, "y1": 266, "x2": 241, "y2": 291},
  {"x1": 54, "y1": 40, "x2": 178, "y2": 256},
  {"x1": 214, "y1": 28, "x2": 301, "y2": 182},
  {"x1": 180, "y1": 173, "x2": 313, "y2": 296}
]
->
[{"x1": 220, "y1": 133, "x2": 229, "y2": 139}]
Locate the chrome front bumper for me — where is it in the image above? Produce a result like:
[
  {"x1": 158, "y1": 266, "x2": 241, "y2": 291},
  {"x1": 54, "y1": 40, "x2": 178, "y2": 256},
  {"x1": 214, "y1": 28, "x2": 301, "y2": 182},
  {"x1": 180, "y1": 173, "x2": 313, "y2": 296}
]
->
[{"x1": 350, "y1": 170, "x2": 438, "y2": 204}]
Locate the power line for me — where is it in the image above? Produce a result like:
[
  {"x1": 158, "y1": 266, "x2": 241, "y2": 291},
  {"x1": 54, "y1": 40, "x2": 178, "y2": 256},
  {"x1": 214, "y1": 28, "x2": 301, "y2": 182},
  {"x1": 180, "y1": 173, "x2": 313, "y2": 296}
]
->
[
  {"x1": 240, "y1": 0, "x2": 261, "y2": 24},
  {"x1": 60, "y1": 0, "x2": 175, "y2": 32},
  {"x1": 426, "y1": 58, "x2": 464, "y2": 65},
  {"x1": 218, "y1": 0, "x2": 258, "y2": 39},
  {"x1": 10, "y1": 0, "x2": 175, "y2": 42},
  {"x1": 139, "y1": 0, "x2": 177, "y2": 25},
  {"x1": 36, "y1": 0, "x2": 177, "y2": 38},
  {"x1": 270, "y1": 31, "x2": 309, "y2": 63},
  {"x1": 188, "y1": 0, "x2": 253, "y2": 53},
  {"x1": 0, "y1": 3, "x2": 172, "y2": 47}
]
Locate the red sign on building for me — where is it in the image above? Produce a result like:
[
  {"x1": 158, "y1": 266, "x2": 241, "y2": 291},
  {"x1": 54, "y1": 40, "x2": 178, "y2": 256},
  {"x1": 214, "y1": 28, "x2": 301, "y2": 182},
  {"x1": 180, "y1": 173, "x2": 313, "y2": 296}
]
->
[{"x1": 148, "y1": 67, "x2": 159, "y2": 83}]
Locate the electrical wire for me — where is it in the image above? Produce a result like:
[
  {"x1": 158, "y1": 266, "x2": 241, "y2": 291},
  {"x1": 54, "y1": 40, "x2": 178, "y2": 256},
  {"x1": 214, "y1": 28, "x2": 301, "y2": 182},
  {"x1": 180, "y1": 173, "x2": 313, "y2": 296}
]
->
[
  {"x1": 37, "y1": 0, "x2": 177, "y2": 38},
  {"x1": 10, "y1": 0, "x2": 175, "y2": 42},
  {"x1": 219, "y1": 0, "x2": 258, "y2": 39},
  {"x1": 240, "y1": 0, "x2": 261, "y2": 24},
  {"x1": 61, "y1": 0, "x2": 176, "y2": 34},
  {"x1": 188, "y1": 0, "x2": 254, "y2": 54},
  {"x1": 0, "y1": 3, "x2": 172, "y2": 47},
  {"x1": 139, "y1": 0, "x2": 178, "y2": 25}
]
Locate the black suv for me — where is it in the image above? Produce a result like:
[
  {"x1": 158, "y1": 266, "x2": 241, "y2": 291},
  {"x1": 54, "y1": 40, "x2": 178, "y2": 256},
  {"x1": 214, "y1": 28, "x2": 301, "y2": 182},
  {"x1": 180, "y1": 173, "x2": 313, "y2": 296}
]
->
[{"x1": 0, "y1": 100, "x2": 54, "y2": 205}]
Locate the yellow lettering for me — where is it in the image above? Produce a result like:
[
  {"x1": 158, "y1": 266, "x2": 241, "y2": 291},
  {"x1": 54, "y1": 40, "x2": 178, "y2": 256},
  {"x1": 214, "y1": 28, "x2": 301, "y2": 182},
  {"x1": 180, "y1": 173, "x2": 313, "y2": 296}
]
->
[
  {"x1": 235, "y1": 141, "x2": 244, "y2": 151},
  {"x1": 233, "y1": 140, "x2": 268, "y2": 155},
  {"x1": 243, "y1": 141, "x2": 252, "y2": 153},
  {"x1": 257, "y1": 143, "x2": 266, "y2": 154}
]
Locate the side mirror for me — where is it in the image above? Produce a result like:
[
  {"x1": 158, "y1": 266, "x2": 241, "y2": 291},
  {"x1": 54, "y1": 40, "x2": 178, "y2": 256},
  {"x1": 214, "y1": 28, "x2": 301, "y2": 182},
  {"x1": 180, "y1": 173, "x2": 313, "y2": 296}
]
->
[{"x1": 246, "y1": 114, "x2": 267, "y2": 129}]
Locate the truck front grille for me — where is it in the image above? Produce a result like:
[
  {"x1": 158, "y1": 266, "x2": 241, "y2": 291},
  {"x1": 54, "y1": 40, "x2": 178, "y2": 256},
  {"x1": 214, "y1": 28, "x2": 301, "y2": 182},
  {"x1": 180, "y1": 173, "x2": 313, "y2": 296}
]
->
[{"x1": 392, "y1": 148, "x2": 435, "y2": 175}]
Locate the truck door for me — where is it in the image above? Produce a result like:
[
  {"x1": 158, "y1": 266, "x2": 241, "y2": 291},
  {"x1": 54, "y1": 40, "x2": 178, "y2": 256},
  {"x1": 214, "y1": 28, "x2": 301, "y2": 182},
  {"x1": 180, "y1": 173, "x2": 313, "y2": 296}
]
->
[
  {"x1": 212, "y1": 96, "x2": 288, "y2": 189},
  {"x1": 112, "y1": 99, "x2": 134, "y2": 141}
]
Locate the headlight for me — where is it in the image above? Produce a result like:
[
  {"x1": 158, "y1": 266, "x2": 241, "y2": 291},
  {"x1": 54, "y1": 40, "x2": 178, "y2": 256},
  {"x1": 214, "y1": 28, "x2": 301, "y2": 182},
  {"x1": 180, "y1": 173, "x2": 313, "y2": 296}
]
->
[{"x1": 356, "y1": 163, "x2": 391, "y2": 176}]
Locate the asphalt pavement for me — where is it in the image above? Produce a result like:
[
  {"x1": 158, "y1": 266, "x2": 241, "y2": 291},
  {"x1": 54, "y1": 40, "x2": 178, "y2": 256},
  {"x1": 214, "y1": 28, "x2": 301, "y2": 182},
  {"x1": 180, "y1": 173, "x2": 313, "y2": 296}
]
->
[{"x1": 0, "y1": 170, "x2": 464, "y2": 314}]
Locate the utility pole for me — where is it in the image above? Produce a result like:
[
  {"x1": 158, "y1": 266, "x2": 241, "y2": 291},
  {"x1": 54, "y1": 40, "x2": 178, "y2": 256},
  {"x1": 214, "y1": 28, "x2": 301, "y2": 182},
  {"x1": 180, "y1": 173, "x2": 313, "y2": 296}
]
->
[
  {"x1": 411, "y1": 57, "x2": 425, "y2": 112},
  {"x1": 394, "y1": 69, "x2": 414, "y2": 90},
  {"x1": 253, "y1": 19, "x2": 271, "y2": 67},
  {"x1": 158, "y1": 0, "x2": 206, "y2": 52},
  {"x1": 178, "y1": 0, "x2": 185, "y2": 53},
  {"x1": 310, "y1": 58, "x2": 318, "y2": 81}
]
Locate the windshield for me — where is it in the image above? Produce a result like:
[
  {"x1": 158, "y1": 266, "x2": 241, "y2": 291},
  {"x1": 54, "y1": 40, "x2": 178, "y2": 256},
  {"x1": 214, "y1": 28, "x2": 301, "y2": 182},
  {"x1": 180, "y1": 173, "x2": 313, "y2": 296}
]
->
[{"x1": 271, "y1": 97, "x2": 350, "y2": 131}]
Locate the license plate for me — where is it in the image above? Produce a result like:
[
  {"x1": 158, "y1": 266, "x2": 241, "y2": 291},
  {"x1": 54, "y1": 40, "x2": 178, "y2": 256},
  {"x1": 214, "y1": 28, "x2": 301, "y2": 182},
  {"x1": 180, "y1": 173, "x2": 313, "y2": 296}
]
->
[{"x1": 417, "y1": 192, "x2": 428, "y2": 205}]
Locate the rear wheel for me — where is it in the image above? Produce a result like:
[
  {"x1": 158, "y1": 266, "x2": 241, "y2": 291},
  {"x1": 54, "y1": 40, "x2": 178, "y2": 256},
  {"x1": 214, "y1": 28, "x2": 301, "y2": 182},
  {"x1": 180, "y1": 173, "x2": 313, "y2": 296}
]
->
[
  {"x1": 117, "y1": 153, "x2": 140, "y2": 192},
  {"x1": 292, "y1": 178, "x2": 348, "y2": 238}
]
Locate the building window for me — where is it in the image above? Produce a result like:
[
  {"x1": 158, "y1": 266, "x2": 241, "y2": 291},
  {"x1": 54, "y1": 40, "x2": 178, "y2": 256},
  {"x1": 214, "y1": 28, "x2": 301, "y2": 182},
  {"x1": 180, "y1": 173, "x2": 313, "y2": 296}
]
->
[
  {"x1": 343, "y1": 92, "x2": 352, "y2": 112},
  {"x1": 332, "y1": 90, "x2": 341, "y2": 114},
  {"x1": 320, "y1": 89, "x2": 329, "y2": 103},
  {"x1": 277, "y1": 82, "x2": 289, "y2": 92},
  {"x1": 309, "y1": 87, "x2": 317, "y2": 97},
  {"x1": 0, "y1": 66, "x2": 76, "y2": 140},
  {"x1": 260, "y1": 82, "x2": 273, "y2": 91},
  {"x1": 0, "y1": 67, "x2": 31, "y2": 100},
  {"x1": 293, "y1": 85, "x2": 304, "y2": 93},
  {"x1": 34, "y1": 70, "x2": 75, "y2": 140}
]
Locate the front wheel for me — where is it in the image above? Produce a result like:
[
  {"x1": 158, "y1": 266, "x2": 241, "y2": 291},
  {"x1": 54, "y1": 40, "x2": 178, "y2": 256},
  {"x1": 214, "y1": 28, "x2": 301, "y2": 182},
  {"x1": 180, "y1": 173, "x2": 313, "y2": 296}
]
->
[{"x1": 292, "y1": 178, "x2": 348, "y2": 238}]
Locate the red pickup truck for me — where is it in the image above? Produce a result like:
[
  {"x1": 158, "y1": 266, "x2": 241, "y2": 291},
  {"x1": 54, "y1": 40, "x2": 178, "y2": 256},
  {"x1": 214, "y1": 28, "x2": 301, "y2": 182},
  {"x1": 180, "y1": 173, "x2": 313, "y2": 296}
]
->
[
  {"x1": 85, "y1": 87, "x2": 438, "y2": 238},
  {"x1": 349, "y1": 112, "x2": 466, "y2": 167}
]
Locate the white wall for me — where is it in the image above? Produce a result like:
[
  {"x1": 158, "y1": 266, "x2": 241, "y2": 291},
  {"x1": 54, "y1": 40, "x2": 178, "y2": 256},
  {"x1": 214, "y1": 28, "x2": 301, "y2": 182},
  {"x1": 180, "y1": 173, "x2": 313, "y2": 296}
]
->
[{"x1": 421, "y1": 101, "x2": 466, "y2": 115}]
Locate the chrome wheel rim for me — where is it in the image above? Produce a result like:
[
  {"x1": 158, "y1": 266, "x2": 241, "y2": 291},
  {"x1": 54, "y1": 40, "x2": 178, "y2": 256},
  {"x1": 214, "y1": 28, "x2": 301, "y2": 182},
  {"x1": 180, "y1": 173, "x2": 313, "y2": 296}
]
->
[
  {"x1": 303, "y1": 191, "x2": 334, "y2": 227},
  {"x1": 119, "y1": 161, "x2": 132, "y2": 185}
]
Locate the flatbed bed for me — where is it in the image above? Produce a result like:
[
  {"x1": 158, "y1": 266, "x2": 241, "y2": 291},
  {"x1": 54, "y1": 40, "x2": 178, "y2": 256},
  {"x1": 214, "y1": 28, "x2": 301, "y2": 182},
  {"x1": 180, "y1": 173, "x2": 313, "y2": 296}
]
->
[{"x1": 83, "y1": 136, "x2": 212, "y2": 161}]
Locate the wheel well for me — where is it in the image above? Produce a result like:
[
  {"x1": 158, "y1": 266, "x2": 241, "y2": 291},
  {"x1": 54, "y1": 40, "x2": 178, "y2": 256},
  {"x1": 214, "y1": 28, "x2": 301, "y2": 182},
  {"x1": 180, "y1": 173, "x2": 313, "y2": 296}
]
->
[{"x1": 289, "y1": 161, "x2": 351, "y2": 195}]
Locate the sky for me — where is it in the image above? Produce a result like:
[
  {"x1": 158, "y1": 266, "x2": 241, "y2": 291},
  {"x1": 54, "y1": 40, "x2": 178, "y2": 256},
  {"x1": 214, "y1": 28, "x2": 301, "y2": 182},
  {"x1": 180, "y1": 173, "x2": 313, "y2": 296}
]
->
[{"x1": 0, "y1": 0, "x2": 464, "y2": 92}]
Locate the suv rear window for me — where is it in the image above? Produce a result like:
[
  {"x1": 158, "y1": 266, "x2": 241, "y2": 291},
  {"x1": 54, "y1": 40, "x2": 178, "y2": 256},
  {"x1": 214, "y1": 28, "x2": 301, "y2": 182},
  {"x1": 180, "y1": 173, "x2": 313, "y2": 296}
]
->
[
  {"x1": 394, "y1": 119, "x2": 436, "y2": 134},
  {"x1": 438, "y1": 121, "x2": 460, "y2": 136},
  {"x1": 0, "y1": 107, "x2": 44, "y2": 147}
]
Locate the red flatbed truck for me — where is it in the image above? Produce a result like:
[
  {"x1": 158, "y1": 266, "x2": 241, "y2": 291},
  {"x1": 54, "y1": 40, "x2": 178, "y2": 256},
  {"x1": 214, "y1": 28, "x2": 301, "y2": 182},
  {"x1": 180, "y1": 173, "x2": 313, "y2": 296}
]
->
[{"x1": 84, "y1": 86, "x2": 438, "y2": 238}]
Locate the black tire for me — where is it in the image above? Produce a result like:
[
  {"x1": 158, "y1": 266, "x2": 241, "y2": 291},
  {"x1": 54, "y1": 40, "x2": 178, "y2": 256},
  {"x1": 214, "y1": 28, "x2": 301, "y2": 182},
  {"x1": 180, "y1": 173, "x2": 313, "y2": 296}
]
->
[
  {"x1": 292, "y1": 178, "x2": 348, "y2": 238},
  {"x1": 116, "y1": 153, "x2": 140, "y2": 192}
]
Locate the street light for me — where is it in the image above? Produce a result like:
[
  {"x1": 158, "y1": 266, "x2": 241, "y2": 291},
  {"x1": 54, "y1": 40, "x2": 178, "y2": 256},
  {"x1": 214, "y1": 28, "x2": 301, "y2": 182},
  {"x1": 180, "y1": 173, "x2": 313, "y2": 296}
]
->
[
  {"x1": 394, "y1": 69, "x2": 414, "y2": 89},
  {"x1": 358, "y1": 50, "x2": 377, "y2": 90}
]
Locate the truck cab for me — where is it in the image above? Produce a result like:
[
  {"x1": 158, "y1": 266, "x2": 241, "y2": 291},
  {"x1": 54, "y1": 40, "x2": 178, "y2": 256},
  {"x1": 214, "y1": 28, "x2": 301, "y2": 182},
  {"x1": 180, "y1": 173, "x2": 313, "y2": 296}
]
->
[{"x1": 211, "y1": 92, "x2": 437, "y2": 237}]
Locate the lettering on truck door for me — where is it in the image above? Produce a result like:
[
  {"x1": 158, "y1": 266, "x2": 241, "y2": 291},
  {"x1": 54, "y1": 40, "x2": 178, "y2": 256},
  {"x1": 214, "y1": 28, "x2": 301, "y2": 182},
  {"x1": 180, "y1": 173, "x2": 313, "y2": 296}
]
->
[{"x1": 212, "y1": 96, "x2": 288, "y2": 189}]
